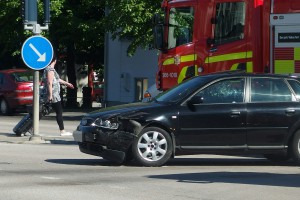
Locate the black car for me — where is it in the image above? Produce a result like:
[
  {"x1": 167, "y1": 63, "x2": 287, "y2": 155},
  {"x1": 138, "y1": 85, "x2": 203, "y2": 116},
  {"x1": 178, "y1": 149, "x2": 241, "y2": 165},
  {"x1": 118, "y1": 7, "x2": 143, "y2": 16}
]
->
[{"x1": 73, "y1": 72, "x2": 300, "y2": 167}]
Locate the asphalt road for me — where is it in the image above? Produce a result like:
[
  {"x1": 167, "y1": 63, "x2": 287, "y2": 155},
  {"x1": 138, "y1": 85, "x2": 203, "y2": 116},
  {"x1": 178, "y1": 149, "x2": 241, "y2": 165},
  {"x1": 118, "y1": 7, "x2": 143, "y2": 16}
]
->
[
  {"x1": 1, "y1": 112, "x2": 300, "y2": 200},
  {"x1": 1, "y1": 143, "x2": 300, "y2": 200}
]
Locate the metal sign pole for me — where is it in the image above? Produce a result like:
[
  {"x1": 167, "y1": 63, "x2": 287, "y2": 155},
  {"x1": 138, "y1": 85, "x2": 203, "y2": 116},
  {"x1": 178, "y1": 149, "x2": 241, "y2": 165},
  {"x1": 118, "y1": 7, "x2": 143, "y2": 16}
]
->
[
  {"x1": 32, "y1": 70, "x2": 40, "y2": 140},
  {"x1": 32, "y1": 24, "x2": 42, "y2": 140},
  {"x1": 21, "y1": 0, "x2": 51, "y2": 142}
]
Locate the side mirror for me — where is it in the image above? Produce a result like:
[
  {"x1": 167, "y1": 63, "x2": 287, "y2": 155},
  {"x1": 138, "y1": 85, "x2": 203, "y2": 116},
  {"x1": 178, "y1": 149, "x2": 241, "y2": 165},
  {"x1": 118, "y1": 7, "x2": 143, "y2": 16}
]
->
[
  {"x1": 152, "y1": 13, "x2": 163, "y2": 25},
  {"x1": 153, "y1": 24, "x2": 164, "y2": 50},
  {"x1": 187, "y1": 96, "x2": 203, "y2": 111},
  {"x1": 211, "y1": 17, "x2": 218, "y2": 24}
]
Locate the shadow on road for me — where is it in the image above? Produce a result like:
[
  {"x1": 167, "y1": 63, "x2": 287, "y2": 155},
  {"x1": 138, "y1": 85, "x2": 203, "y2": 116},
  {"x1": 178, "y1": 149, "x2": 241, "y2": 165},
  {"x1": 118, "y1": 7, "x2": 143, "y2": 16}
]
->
[
  {"x1": 45, "y1": 158, "x2": 120, "y2": 166},
  {"x1": 45, "y1": 156, "x2": 298, "y2": 168},
  {"x1": 165, "y1": 156, "x2": 296, "y2": 167},
  {"x1": 147, "y1": 171, "x2": 300, "y2": 187}
]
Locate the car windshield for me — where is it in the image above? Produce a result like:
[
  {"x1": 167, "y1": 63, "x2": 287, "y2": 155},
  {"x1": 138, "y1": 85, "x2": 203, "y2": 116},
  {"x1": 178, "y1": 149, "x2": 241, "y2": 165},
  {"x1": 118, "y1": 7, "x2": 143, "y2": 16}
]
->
[
  {"x1": 167, "y1": 7, "x2": 194, "y2": 49},
  {"x1": 11, "y1": 71, "x2": 33, "y2": 82},
  {"x1": 155, "y1": 76, "x2": 208, "y2": 103}
]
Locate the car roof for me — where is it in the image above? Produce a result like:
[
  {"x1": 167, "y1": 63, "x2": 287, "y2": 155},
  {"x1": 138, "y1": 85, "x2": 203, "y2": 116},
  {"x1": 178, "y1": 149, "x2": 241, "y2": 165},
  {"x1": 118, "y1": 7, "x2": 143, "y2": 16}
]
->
[
  {"x1": 199, "y1": 70, "x2": 299, "y2": 79},
  {"x1": 0, "y1": 68, "x2": 31, "y2": 74}
]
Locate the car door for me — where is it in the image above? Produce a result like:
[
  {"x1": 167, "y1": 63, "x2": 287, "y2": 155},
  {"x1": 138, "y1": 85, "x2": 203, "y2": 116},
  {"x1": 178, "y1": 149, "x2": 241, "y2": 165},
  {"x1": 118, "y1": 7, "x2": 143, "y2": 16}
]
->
[
  {"x1": 0, "y1": 73, "x2": 6, "y2": 96},
  {"x1": 207, "y1": 1, "x2": 249, "y2": 73},
  {"x1": 247, "y1": 77, "x2": 300, "y2": 148},
  {"x1": 178, "y1": 77, "x2": 247, "y2": 149}
]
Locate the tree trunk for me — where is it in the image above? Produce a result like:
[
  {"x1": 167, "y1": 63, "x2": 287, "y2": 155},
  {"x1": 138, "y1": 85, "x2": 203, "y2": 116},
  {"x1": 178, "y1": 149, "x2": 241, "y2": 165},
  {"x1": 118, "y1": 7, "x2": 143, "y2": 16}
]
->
[{"x1": 65, "y1": 43, "x2": 78, "y2": 108}]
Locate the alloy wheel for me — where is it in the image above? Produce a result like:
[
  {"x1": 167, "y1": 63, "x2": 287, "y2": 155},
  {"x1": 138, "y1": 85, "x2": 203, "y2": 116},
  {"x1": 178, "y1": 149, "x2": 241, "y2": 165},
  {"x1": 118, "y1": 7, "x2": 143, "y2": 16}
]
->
[{"x1": 137, "y1": 130, "x2": 167, "y2": 162}]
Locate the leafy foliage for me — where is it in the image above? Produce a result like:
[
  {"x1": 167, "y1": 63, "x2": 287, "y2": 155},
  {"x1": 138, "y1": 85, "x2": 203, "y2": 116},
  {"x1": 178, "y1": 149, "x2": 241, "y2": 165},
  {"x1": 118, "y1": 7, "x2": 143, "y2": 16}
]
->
[
  {"x1": 0, "y1": 0, "x2": 162, "y2": 67},
  {"x1": 104, "y1": 0, "x2": 162, "y2": 56}
]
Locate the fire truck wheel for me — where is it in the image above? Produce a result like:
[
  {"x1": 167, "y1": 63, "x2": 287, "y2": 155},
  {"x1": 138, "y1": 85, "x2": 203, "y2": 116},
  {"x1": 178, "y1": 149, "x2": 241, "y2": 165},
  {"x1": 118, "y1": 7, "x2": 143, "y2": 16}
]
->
[
  {"x1": 132, "y1": 127, "x2": 172, "y2": 167},
  {"x1": 291, "y1": 130, "x2": 300, "y2": 165}
]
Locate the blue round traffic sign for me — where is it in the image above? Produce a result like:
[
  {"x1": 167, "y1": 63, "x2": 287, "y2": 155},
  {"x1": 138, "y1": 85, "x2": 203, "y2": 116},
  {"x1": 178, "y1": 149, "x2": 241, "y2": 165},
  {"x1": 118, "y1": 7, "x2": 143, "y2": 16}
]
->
[{"x1": 21, "y1": 35, "x2": 53, "y2": 70}]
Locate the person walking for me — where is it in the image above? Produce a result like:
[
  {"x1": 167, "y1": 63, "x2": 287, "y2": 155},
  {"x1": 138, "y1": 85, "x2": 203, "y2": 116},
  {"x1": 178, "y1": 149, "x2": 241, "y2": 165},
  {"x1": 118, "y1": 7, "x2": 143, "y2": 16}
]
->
[{"x1": 41, "y1": 53, "x2": 74, "y2": 136}]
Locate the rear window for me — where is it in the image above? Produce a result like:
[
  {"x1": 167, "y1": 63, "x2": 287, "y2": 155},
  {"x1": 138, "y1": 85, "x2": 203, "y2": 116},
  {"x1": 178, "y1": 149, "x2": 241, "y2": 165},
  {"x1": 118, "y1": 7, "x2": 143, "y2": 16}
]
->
[
  {"x1": 11, "y1": 71, "x2": 33, "y2": 82},
  {"x1": 287, "y1": 79, "x2": 300, "y2": 99},
  {"x1": 251, "y1": 78, "x2": 292, "y2": 102}
]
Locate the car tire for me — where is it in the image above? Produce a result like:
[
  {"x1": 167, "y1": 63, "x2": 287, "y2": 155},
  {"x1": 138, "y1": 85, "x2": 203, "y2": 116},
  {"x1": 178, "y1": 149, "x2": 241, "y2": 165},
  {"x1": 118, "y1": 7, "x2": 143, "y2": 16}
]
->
[
  {"x1": 132, "y1": 127, "x2": 172, "y2": 167},
  {"x1": 291, "y1": 130, "x2": 300, "y2": 165},
  {"x1": 0, "y1": 98, "x2": 12, "y2": 115}
]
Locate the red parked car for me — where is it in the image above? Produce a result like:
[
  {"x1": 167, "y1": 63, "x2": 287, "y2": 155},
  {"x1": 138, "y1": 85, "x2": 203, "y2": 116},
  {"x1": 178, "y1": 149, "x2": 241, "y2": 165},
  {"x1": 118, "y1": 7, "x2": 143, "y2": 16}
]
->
[{"x1": 0, "y1": 69, "x2": 34, "y2": 115}]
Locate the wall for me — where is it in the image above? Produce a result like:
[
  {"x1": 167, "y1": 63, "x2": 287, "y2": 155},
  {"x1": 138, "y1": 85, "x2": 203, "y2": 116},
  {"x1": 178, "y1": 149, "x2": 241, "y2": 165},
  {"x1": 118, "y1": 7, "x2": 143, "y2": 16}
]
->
[{"x1": 104, "y1": 35, "x2": 158, "y2": 106}]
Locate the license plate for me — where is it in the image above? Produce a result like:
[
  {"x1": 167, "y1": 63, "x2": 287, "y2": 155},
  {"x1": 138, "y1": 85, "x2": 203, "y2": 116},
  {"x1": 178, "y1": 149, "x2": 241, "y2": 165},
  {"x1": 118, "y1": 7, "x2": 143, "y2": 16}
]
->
[{"x1": 73, "y1": 130, "x2": 83, "y2": 142}]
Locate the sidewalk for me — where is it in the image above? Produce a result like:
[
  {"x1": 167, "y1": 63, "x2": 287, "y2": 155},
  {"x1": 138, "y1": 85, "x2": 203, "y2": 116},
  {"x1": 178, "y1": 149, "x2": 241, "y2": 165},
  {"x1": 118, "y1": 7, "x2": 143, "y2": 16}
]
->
[
  {"x1": 0, "y1": 133, "x2": 77, "y2": 145},
  {"x1": 0, "y1": 108, "x2": 100, "y2": 145}
]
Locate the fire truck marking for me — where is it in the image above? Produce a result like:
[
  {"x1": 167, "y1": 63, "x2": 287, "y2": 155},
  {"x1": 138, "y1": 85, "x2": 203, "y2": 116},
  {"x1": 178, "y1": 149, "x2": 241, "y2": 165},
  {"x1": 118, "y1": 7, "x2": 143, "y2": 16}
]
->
[
  {"x1": 162, "y1": 72, "x2": 178, "y2": 78},
  {"x1": 163, "y1": 54, "x2": 196, "y2": 66},
  {"x1": 205, "y1": 51, "x2": 253, "y2": 64},
  {"x1": 230, "y1": 62, "x2": 253, "y2": 72}
]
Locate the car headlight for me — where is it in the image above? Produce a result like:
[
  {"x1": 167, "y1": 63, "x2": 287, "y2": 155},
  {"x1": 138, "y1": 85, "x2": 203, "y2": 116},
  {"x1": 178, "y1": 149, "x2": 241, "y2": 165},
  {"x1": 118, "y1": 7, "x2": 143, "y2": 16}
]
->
[{"x1": 92, "y1": 118, "x2": 119, "y2": 130}]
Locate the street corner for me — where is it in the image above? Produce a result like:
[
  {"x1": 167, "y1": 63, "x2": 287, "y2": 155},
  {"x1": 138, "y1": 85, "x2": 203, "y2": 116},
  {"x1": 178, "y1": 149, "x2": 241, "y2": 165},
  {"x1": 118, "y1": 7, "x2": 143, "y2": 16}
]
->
[
  {"x1": 0, "y1": 132, "x2": 32, "y2": 144},
  {"x1": 42, "y1": 135, "x2": 77, "y2": 145},
  {"x1": 0, "y1": 132, "x2": 76, "y2": 145}
]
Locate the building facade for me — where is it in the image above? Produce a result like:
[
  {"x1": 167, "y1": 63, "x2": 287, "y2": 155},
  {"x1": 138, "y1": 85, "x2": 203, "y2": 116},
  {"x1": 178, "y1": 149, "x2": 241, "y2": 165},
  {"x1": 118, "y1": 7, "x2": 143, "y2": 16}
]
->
[{"x1": 104, "y1": 35, "x2": 158, "y2": 107}]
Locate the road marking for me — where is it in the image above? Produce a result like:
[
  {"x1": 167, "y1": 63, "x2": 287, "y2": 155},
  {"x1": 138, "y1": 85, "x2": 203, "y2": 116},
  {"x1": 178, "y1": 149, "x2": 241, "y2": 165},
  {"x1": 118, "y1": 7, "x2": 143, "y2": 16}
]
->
[{"x1": 40, "y1": 176, "x2": 61, "y2": 180}]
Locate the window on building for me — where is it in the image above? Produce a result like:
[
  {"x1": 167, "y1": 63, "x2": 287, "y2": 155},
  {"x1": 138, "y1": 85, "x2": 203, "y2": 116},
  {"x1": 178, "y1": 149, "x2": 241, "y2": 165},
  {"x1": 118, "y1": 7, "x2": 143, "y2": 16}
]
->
[{"x1": 135, "y1": 78, "x2": 148, "y2": 101}]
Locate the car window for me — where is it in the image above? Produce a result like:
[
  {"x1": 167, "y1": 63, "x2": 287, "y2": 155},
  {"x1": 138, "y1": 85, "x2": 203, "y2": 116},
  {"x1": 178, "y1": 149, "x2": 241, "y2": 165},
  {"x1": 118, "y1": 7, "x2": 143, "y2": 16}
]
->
[
  {"x1": 195, "y1": 78, "x2": 245, "y2": 103},
  {"x1": 251, "y1": 78, "x2": 292, "y2": 102},
  {"x1": 11, "y1": 71, "x2": 33, "y2": 82},
  {"x1": 156, "y1": 76, "x2": 209, "y2": 103},
  {"x1": 287, "y1": 79, "x2": 300, "y2": 100}
]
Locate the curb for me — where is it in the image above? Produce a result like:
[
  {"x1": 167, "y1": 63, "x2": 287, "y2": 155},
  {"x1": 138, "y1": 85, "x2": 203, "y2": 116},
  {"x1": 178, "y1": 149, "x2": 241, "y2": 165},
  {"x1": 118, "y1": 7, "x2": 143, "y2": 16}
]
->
[{"x1": 0, "y1": 133, "x2": 76, "y2": 145}]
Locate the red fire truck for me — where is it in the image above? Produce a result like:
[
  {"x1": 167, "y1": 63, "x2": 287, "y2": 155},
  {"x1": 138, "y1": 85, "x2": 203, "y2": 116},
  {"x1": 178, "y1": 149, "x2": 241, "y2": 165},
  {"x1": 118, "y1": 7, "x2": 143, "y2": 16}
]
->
[{"x1": 153, "y1": 0, "x2": 300, "y2": 91}]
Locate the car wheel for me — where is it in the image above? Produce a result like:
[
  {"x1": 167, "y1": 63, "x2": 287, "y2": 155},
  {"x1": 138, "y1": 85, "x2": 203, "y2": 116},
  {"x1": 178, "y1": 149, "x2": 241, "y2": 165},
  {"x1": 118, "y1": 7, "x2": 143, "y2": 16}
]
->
[
  {"x1": 291, "y1": 130, "x2": 300, "y2": 165},
  {"x1": 132, "y1": 127, "x2": 172, "y2": 167},
  {"x1": 0, "y1": 98, "x2": 12, "y2": 115}
]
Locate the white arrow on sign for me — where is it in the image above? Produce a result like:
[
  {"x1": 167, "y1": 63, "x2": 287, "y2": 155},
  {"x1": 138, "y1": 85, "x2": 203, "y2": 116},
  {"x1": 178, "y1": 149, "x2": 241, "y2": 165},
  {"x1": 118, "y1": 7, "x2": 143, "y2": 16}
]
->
[{"x1": 29, "y1": 43, "x2": 46, "y2": 62}]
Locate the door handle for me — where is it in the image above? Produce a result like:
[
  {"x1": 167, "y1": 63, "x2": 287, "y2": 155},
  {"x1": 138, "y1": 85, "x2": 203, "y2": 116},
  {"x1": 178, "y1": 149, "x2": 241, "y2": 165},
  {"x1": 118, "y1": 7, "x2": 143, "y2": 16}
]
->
[
  {"x1": 230, "y1": 111, "x2": 241, "y2": 117},
  {"x1": 286, "y1": 109, "x2": 295, "y2": 115},
  {"x1": 209, "y1": 47, "x2": 217, "y2": 53}
]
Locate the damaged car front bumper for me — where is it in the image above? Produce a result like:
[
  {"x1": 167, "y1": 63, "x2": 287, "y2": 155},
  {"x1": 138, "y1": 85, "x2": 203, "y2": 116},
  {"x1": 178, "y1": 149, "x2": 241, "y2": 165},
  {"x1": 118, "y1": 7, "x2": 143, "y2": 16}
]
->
[{"x1": 73, "y1": 125, "x2": 135, "y2": 164}]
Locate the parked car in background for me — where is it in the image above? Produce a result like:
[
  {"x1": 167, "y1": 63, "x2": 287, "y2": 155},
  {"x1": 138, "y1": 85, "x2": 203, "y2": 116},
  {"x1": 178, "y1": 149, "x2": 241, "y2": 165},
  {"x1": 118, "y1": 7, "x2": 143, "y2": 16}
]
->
[
  {"x1": 0, "y1": 69, "x2": 33, "y2": 115},
  {"x1": 92, "y1": 81, "x2": 104, "y2": 103},
  {"x1": 142, "y1": 84, "x2": 162, "y2": 102},
  {"x1": 73, "y1": 71, "x2": 300, "y2": 167}
]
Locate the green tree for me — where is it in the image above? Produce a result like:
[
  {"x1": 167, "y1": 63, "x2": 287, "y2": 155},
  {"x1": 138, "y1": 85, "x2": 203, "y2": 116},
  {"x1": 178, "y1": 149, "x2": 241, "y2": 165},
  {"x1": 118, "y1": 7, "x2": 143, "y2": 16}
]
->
[
  {"x1": 0, "y1": 0, "x2": 26, "y2": 67},
  {"x1": 0, "y1": 0, "x2": 106, "y2": 107},
  {"x1": 49, "y1": 0, "x2": 105, "y2": 107},
  {"x1": 104, "y1": 0, "x2": 162, "y2": 56},
  {"x1": 0, "y1": 0, "x2": 162, "y2": 106}
]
